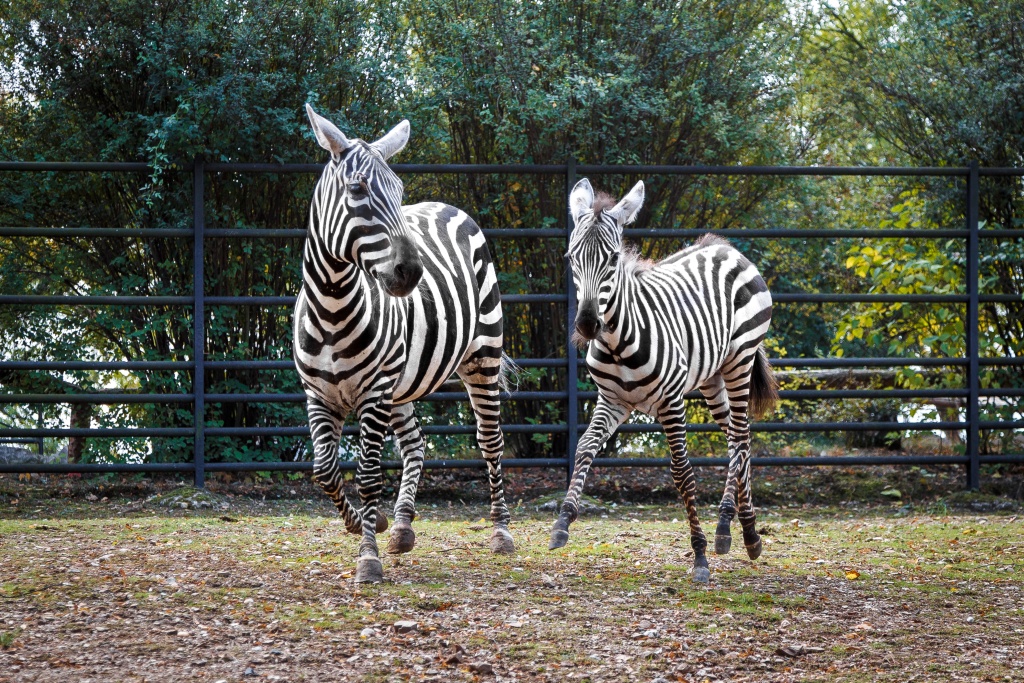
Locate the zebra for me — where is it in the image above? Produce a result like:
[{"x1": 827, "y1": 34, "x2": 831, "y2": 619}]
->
[
  {"x1": 295, "y1": 104, "x2": 515, "y2": 583},
  {"x1": 549, "y1": 178, "x2": 778, "y2": 584}
]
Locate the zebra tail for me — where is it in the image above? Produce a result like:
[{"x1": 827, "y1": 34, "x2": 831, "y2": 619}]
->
[
  {"x1": 749, "y1": 345, "x2": 779, "y2": 420},
  {"x1": 498, "y1": 352, "x2": 521, "y2": 393}
]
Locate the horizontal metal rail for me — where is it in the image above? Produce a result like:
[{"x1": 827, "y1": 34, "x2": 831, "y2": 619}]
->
[
  {"x1": 3, "y1": 356, "x2": 1022, "y2": 372},
  {"x1": 0, "y1": 387, "x2": 989, "y2": 404},
  {"x1": 0, "y1": 420, "x2": 975, "y2": 440},
  {"x1": 3, "y1": 454, "x2": 1023, "y2": 476},
  {"x1": 8, "y1": 226, "x2": 1024, "y2": 240},
  {"x1": 4, "y1": 293, "x2": 1019, "y2": 306},
  {"x1": 2, "y1": 160, "x2": 1021, "y2": 175}
]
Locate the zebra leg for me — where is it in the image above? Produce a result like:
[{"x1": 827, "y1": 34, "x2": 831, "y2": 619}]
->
[
  {"x1": 353, "y1": 398, "x2": 392, "y2": 583},
  {"x1": 723, "y1": 357, "x2": 762, "y2": 560},
  {"x1": 386, "y1": 402, "x2": 423, "y2": 554},
  {"x1": 550, "y1": 396, "x2": 629, "y2": 550},
  {"x1": 662, "y1": 406, "x2": 711, "y2": 583},
  {"x1": 459, "y1": 361, "x2": 515, "y2": 554},
  {"x1": 699, "y1": 373, "x2": 738, "y2": 556},
  {"x1": 307, "y1": 398, "x2": 362, "y2": 535}
]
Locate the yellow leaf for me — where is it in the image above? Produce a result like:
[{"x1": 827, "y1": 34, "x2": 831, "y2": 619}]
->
[{"x1": 845, "y1": 570, "x2": 860, "y2": 580}]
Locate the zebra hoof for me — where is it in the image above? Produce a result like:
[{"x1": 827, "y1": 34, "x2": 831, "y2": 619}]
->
[
  {"x1": 692, "y1": 566, "x2": 711, "y2": 584},
  {"x1": 375, "y1": 513, "x2": 389, "y2": 534},
  {"x1": 548, "y1": 529, "x2": 570, "y2": 550},
  {"x1": 386, "y1": 523, "x2": 416, "y2": 555},
  {"x1": 354, "y1": 556, "x2": 384, "y2": 584},
  {"x1": 745, "y1": 538, "x2": 763, "y2": 561},
  {"x1": 490, "y1": 526, "x2": 515, "y2": 554},
  {"x1": 715, "y1": 534, "x2": 732, "y2": 555}
]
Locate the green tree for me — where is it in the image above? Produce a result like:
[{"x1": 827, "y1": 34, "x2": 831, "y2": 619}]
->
[
  {"x1": 807, "y1": 0, "x2": 1024, "y2": 451},
  {"x1": 0, "y1": 0, "x2": 413, "y2": 463}
]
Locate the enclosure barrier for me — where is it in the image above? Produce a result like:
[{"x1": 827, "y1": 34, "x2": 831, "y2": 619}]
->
[{"x1": 1, "y1": 160, "x2": 1021, "y2": 489}]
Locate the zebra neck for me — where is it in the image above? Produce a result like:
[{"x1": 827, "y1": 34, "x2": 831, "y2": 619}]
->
[
  {"x1": 301, "y1": 244, "x2": 385, "y2": 329},
  {"x1": 600, "y1": 263, "x2": 639, "y2": 350}
]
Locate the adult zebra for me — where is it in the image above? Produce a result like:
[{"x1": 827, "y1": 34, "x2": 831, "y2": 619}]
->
[
  {"x1": 295, "y1": 105, "x2": 515, "y2": 583},
  {"x1": 550, "y1": 178, "x2": 778, "y2": 584}
]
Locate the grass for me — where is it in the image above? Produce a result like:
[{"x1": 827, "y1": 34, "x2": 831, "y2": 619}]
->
[{"x1": 0, "y1": 498, "x2": 1022, "y2": 681}]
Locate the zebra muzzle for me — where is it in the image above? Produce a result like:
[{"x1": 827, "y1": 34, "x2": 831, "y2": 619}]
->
[{"x1": 574, "y1": 306, "x2": 602, "y2": 341}]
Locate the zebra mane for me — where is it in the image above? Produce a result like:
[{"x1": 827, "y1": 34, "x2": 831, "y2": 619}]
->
[
  {"x1": 620, "y1": 243, "x2": 655, "y2": 274},
  {"x1": 695, "y1": 233, "x2": 731, "y2": 248}
]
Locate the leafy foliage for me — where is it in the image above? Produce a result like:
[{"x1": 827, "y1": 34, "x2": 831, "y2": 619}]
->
[{"x1": 1, "y1": 0, "x2": 1021, "y2": 463}]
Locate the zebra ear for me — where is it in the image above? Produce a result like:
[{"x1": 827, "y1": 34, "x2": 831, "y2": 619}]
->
[
  {"x1": 569, "y1": 178, "x2": 595, "y2": 225},
  {"x1": 370, "y1": 120, "x2": 411, "y2": 160},
  {"x1": 608, "y1": 180, "x2": 645, "y2": 226},
  {"x1": 305, "y1": 103, "x2": 351, "y2": 161}
]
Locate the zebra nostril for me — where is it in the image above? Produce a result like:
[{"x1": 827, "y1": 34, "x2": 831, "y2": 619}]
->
[{"x1": 575, "y1": 317, "x2": 599, "y2": 339}]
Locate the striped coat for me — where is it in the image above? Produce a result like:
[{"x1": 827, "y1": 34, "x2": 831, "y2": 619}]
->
[
  {"x1": 550, "y1": 178, "x2": 778, "y2": 584},
  {"x1": 295, "y1": 105, "x2": 515, "y2": 583}
]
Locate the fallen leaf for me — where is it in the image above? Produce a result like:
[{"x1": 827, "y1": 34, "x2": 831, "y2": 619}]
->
[{"x1": 845, "y1": 570, "x2": 860, "y2": 580}]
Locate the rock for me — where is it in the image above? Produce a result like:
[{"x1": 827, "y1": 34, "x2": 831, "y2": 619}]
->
[
  {"x1": 242, "y1": 668, "x2": 257, "y2": 677},
  {"x1": 534, "y1": 494, "x2": 607, "y2": 515},
  {"x1": 776, "y1": 645, "x2": 825, "y2": 657},
  {"x1": 146, "y1": 486, "x2": 230, "y2": 510},
  {"x1": 359, "y1": 627, "x2": 376, "y2": 638},
  {"x1": 0, "y1": 445, "x2": 65, "y2": 465},
  {"x1": 393, "y1": 620, "x2": 418, "y2": 634},
  {"x1": 467, "y1": 662, "x2": 494, "y2": 675}
]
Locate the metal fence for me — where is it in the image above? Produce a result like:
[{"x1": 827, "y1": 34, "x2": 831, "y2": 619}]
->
[{"x1": 1, "y1": 159, "x2": 1022, "y2": 489}]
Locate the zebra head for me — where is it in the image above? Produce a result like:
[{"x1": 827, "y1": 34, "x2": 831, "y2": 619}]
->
[
  {"x1": 305, "y1": 104, "x2": 423, "y2": 297},
  {"x1": 567, "y1": 178, "x2": 645, "y2": 343}
]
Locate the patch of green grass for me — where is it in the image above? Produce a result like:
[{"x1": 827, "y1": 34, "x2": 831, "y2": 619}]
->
[{"x1": 0, "y1": 631, "x2": 17, "y2": 648}]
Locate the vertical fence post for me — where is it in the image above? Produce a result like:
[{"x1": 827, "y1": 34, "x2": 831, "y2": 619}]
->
[
  {"x1": 565, "y1": 157, "x2": 579, "y2": 487},
  {"x1": 966, "y1": 161, "x2": 980, "y2": 490},
  {"x1": 193, "y1": 156, "x2": 206, "y2": 489}
]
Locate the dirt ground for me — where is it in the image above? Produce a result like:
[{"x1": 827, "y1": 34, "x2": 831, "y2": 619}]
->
[{"x1": 1, "y1": 464, "x2": 1022, "y2": 682}]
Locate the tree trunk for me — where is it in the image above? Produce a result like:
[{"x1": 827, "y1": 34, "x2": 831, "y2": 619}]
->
[{"x1": 68, "y1": 403, "x2": 92, "y2": 463}]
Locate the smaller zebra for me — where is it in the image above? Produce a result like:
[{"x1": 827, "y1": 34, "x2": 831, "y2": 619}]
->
[{"x1": 550, "y1": 178, "x2": 778, "y2": 583}]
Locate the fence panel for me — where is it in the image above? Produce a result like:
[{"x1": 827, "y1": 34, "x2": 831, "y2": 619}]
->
[{"x1": 1, "y1": 159, "x2": 1022, "y2": 487}]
